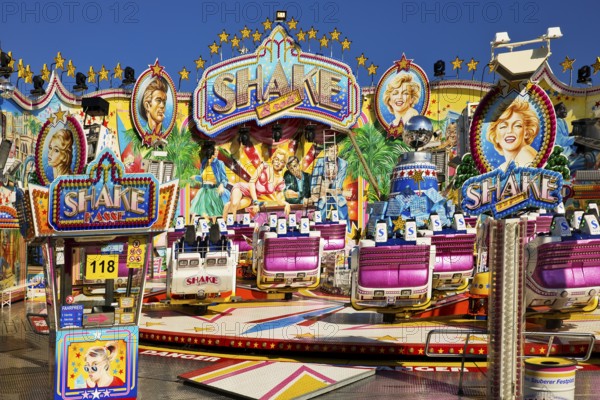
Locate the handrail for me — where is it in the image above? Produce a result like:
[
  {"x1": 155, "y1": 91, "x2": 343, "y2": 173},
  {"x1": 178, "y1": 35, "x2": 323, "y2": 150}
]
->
[{"x1": 524, "y1": 331, "x2": 596, "y2": 362}]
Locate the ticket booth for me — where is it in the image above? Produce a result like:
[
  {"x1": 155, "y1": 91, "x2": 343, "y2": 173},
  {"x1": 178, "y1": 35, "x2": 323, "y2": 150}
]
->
[{"x1": 20, "y1": 148, "x2": 179, "y2": 400}]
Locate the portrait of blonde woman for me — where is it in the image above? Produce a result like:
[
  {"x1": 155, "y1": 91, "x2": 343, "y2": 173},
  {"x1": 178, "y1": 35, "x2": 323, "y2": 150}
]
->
[
  {"x1": 487, "y1": 100, "x2": 540, "y2": 170},
  {"x1": 383, "y1": 74, "x2": 421, "y2": 127},
  {"x1": 47, "y1": 128, "x2": 74, "y2": 180}
]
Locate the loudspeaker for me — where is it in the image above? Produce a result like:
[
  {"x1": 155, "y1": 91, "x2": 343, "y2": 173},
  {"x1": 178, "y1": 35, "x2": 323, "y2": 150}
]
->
[{"x1": 82, "y1": 97, "x2": 109, "y2": 117}]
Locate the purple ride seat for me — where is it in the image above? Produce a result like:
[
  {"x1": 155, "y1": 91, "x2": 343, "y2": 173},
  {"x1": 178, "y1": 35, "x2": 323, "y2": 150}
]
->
[
  {"x1": 263, "y1": 236, "x2": 321, "y2": 272},
  {"x1": 430, "y1": 233, "x2": 476, "y2": 273},
  {"x1": 357, "y1": 245, "x2": 430, "y2": 289},
  {"x1": 229, "y1": 226, "x2": 255, "y2": 252},
  {"x1": 533, "y1": 239, "x2": 600, "y2": 289},
  {"x1": 313, "y1": 223, "x2": 346, "y2": 251}
]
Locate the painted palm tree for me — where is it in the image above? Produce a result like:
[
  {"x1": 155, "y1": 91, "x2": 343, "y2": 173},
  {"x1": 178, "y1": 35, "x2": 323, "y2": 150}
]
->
[
  {"x1": 164, "y1": 124, "x2": 200, "y2": 186},
  {"x1": 338, "y1": 123, "x2": 411, "y2": 202},
  {"x1": 26, "y1": 115, "x2": 42, "y2": 137}
]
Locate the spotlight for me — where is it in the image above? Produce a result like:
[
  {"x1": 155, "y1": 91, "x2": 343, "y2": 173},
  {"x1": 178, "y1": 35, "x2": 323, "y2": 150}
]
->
[
  {"x1": 305, "y1": 124, "x2": 316, "y2": 142},
  {"x1": 122, "y1": 66, "x2": 136, "y2": 86},
  {"x1": 433, "y1": 60, "x2": 445, "y2": 77},
  {"x1": 275, "y1": 10, "x2": 287, "y2": 22},
  {"x1": 30, "y1": 75, "x2": 45, "y2": 97},
  {"x1": 492, "y1": 32, "x2": 511, "y2": 46},
  {"x1": 272, "y1": 123, "x2": 282, "y2": 142},
  {"x1": 577, "y1": 65, "x2": 592, "y2": 85},
  {"x1": 73, "y1": 72, "x2": 88, "y2": 91},
  {"x1": 238, "y1": 126, "x2": 251, "y2": 147},
  {"x1": 0, "y1": 51, "x2": 12, "y2": 79}
]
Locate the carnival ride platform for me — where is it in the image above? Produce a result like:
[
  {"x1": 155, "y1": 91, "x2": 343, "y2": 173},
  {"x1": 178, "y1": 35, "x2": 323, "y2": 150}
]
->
[{"x1": 139, "y1": 287, "x2": 600, "y2": 360}]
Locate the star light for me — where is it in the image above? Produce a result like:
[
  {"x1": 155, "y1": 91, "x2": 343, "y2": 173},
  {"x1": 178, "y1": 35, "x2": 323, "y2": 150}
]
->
[
  {"x1": 252, "y1": 30, "x2": 262, "y2": 43},
  {"x1": 87, "y1": 66, "x2": 96, "y2": 83},
  {"x1": 218, "y1": 30, "x2": 229, "y2": 43},
  {"x1": 24, "y1": 65, "x2": 33, "y2": 83},
  {"x1": 54, "y1": 52, "x2": 65, "y2": 70},
  {"x1": 66, "y1": 60, "x2": 76, "y2": 77},
  {"x1": 240, "y1": 26, "x2": 251, "y2": 38},
  {"x1": 560, "y1": 56, "x2": 575, "y2": 72},
  {"x1": 178, "y1": 67, "x2": 190, "y2": 80},
  {"x1": 330, "y1": 28, "x2": 341, "y2": 41},
  {"x1": 40, "y1": 63, "x2": 50, "y2": 81},
  {"x1": 98, "y1": 65, "x2": 109, "y2": 81},
  {"x1": 262, "y1": 17, "x2": 272, "y2": 31},
  {"x1": 209, "y1": 41, "x2": 220, "y2": 54},
  {"x1": 307, "y1": 27, "x2": 318, "y2": 39},
  {"x1": 296, "y1": 29, "x2": 306, "y2": 42},
  {"x1": 592, "y1": 57, "x2": 600, "y2": 74},
  {"x1": 194, "y1": 56, "x2": 206, "y2": 70},
  {"x1": 467, "y1": 58, "x2": 479, "y2": 72},
  {"x1": 452, "y1": 56, "x2": 464, "y2": 70},
  {"x1": 113, "y1": 62, "x2": 123, "y2": 79},
  {"x1": 341, "y1": 37, "x2": 351, "y2": 51},
  {"x1": 356, "y1": 54, "x2": 367, "y2": 67},
  {"x1": 319, "y1": 35, "x2": 329, "y2": 48},
  {"x1": 231, "y1": 35, "x2": 240, "y2": 49},
  {"x1": 287, "y1": 17, "x2": 298, "y2": 30},
  {"x1": 367, "y1": 63, "x2": 378, "y2": 75}
]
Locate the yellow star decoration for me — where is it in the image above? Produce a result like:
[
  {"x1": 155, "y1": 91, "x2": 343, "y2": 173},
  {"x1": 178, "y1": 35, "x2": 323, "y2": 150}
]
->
[
  {"x1": 231, "y1": 35, "x2": 240, "y2": 49},
  {"x1": 66, "y1": 60, "x2": 76, "y2": 77},
  {"x1": 592, "y1": 57, "x2": 600, "y2": 74},
  {"x1": 54, "y1": 106, "x2": 66, "y2": 123},
  {"x1": 54, "y1": 52, "x2": 65, "y2": 70},
  {"x1": 262, "y1": 17, "x2": 272, "y2": 31},
  {"x1": 319, "y1": 34, "x2": 329, "y2": 48},
  {"x1": 195, "y1": 56, "x2": 206, "y2": 70},
  {"x1": 467, "y1": 58, "x2": 479, "y2": 72},
  {"x1": 356, "y1": 53, "x2": 367, "y2": 67},
  {"x1": 24, "y1": 65, "x2": 33, "y2": 84},
  {"x1": 287, "y1": 17, "x2": 298, "y2": 30},
  {"x1": 307, "y1": 27, "x2": 318, "y2": 39},
  {"x1": 3, "y1": 52, "x2": 13, "y2": 72},
  {"x1": 330, "y1": 28, "x2": 341, "y2": 41},
  {"x1": 412, "y1": 170, "x2": 424, "y2": 184},
  {"x1": 98, "y1": 65, "x2": 109, "y2": 81},
  {"x1": 488, "y1": 62, "x2": 496, "y2": 73},
  {"x1": 240, "y1": 26, "x2": 251, "y2": 39},
  {"x1": 367, "y1": 63, "x2": 378, "y2": 76},
  {"x1": 150, "y1": 60, "x2": 164, "y2": 76},
  {"x1": 40, "y1": 64, "x2": 50, "y2": 81},
  {"x1": 351, "y1": 226, "x2": 364, "y2": 244},
  {"x1": 560, "y1": 56, "x2": 575, "y2": 72},
  {"x1": 394, "y1": 54, "x2": 412, "y2": 72},
  {"x1": 218, "y1": 30, "x2": 229, "y2": 43},
  {"x1": 393, "y1": 217, "x2": 406, "y2": 233},
  {"x1": 17, "y1": 59, "x2": 25, "y2": 78},
  {"x1": 341, "y1": 37, "x2": 351, "y2": 51},
  {"x1": 178, "y1": 67, "x2": 190, "y2": 81},
  {"x1": 209, "y1": 41, "x2": 220, "y2": 54},
  {"x1": 113, "y1": 63, "x2": 123, "y2": 79},
  {"x1": 452, "y1": 56, "x2": 463, "y2": 70},
  {"x1": 252, "y1": 30, "x2": 262, "y2": 43},
  {"x1": 296, "y1": 29, "x2": 306, "y2": 42},
  {"x1": 87, "y1": 66, "x2": 96, "y2": 83}
]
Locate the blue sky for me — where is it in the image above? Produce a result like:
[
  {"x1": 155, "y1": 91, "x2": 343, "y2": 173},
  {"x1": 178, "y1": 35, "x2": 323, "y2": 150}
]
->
[{"x1": 2, "y1": 0, "x2": 598, "y2": 93}]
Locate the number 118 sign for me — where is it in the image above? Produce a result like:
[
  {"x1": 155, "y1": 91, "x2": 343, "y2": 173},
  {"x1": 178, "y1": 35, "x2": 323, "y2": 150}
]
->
[{"x1": 85, "y1": 254, "x2": 119, "y2": 280}]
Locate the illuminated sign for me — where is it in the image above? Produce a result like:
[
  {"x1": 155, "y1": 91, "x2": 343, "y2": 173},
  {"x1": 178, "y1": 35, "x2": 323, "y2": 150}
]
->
[
  {"x1": 48, "y1": 148, "x2": 159, "y2": 231},
  {"x1": 193, "y1": 25, "x2": 360, "y2": 136},
  {"x1": 461, "y1": 163, "x2": 563, "y2": 218}
]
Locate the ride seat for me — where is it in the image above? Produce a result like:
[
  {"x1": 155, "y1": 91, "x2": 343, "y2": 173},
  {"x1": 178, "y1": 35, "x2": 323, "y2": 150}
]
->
[
  {"x1": 313, "y1": 223, "x2": 346, "y2": 251},
  {"x1": 357, "y1": 245, "x2": 430, "y2": 288},
  {"x1": 533, "y1": 240, "x2": 600, "y2": 289},
  {"x1": 431, "y1": 233, "x2": 476, "y2": 273},
  {"x1": 263, "y1": 236, "x2": 321, "y2": 272}
]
